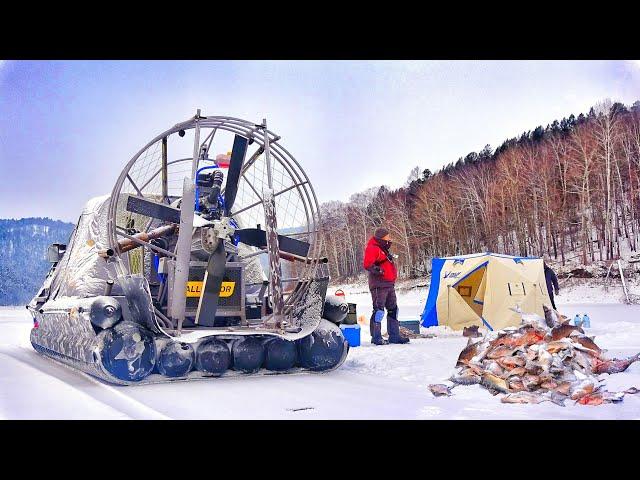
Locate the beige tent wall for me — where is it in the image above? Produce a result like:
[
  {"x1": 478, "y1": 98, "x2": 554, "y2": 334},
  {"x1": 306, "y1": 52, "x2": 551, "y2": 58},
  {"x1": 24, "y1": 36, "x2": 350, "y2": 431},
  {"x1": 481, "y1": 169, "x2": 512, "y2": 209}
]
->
[
  {"x1": 483, "y1": 259, "x2": 524, "y2": 330},
  {"x1": 482, "y1": 257, "x2": 551, "y2": 330},
  {"x1": 447, "y1": 288, "x2": 484, "y2": 330}
]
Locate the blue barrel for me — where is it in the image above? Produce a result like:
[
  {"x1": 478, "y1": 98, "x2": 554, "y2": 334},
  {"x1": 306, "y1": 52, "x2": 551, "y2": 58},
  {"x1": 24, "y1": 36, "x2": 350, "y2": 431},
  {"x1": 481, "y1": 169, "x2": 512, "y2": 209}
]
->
[
  {"x1": 232, "y1": 337, "x2": 265, "y2": 373},
  {"x1": 297, "y1": 320, "x2": 348, "y2": 371},
  {"x1": 264, "y1": 337, "x2": 298, "y2": 371},
  {"x1": 100, "y1": 321, "x2": 156, "y2": 382},
  {"x1": 158, "y1": 341, "x2": 195, "y2": 377},
  {"x1": 196, "y1": 338, "x2": 231, "y2": 376}
]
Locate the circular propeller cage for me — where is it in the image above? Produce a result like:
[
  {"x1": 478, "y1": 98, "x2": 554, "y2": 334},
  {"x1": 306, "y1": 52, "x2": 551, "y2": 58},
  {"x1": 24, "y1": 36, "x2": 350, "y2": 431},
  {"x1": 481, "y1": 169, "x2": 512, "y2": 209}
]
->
[{"x1": 107, "y1": 115, "x2": 324, "y2": 318}]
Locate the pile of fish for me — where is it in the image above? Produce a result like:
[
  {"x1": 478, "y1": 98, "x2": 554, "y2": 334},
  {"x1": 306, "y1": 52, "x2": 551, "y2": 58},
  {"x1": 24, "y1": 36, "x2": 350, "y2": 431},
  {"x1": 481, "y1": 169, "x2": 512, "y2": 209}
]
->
[{"x1": 428, "y1": 306, "x2": 640, "y2": 406}]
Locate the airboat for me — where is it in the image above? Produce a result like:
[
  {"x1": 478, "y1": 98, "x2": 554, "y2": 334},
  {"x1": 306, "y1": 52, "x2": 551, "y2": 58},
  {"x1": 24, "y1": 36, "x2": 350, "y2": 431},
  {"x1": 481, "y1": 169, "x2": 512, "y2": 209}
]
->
[{"x1": 28, "y1": 111, "x2": 349, "y2": 385}]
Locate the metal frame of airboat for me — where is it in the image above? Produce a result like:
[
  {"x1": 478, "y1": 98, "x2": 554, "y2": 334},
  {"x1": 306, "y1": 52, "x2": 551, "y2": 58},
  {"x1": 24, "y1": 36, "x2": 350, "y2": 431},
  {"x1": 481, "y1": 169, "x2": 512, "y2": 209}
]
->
[{"x1": 105, "y1": 111, "x2": 325, "y2": 337}]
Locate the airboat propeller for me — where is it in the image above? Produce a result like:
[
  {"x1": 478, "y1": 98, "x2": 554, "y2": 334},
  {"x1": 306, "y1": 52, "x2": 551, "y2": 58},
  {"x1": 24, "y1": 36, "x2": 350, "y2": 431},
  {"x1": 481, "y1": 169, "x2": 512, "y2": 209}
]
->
[{"x1": 108, "y1": 112, "x2": 324, "y2": 334}]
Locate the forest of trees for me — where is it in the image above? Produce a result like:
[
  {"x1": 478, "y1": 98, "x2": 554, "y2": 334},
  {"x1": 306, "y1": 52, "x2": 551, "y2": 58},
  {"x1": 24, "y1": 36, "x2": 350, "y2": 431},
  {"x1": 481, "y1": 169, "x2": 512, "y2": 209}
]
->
[
  {"x1": 0, "y1": 218, "x2": 74, "y2": 305},
  {"x1": 319, "y1": 99, "x2": 640, "y2": 281}
]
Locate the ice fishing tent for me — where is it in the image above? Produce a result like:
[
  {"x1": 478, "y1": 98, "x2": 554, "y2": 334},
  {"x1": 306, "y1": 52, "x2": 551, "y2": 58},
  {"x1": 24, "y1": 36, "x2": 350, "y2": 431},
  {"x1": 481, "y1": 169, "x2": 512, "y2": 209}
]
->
[{"x1": 420, "y1": 252, "x2": 552, "y2": 331}]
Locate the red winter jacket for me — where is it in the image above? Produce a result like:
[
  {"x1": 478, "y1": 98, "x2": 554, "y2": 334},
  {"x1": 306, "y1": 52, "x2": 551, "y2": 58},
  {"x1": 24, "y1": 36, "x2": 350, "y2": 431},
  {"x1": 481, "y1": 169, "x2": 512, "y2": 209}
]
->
[{"x1": 363, "y1": 236, "x2": 397, "y2": 288}]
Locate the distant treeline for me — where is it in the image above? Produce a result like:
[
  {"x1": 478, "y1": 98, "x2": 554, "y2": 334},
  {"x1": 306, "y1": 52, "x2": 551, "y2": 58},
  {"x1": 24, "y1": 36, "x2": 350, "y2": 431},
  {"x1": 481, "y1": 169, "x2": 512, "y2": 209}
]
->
[
  {"x1": 319, "y1": 99, "x2": 640, "y2": 280},
  {"x1": 0, "y1": 218, "x2": 74, "y2": 305}
]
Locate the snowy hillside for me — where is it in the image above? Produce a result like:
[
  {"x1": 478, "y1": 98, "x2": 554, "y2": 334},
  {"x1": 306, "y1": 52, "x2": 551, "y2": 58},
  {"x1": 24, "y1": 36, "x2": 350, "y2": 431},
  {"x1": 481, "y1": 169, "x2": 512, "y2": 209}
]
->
[{"x1": 0, "y1": 218, "x2": 74, "y2": 305}]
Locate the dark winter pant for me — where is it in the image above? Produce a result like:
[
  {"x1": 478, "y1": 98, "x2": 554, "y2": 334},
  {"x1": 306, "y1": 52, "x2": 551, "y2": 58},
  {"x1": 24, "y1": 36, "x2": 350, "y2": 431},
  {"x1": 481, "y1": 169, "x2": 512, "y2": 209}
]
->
[
  {"x1": 549, "y1": 292, "x2": 557, "y2": 310},
  {"x1": 369, "y1": 286, "x2": 401, "y2": 341}
]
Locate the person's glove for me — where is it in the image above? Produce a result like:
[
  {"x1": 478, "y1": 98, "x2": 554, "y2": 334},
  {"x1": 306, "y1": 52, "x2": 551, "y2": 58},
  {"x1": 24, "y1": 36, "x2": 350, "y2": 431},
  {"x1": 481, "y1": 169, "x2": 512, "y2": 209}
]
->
[
  {"x1": 374, "y1": 309, "x2": 385, "y2": 323},
  {"x1": 370, "y1": 265, "x2": 384, "y2": 276}
]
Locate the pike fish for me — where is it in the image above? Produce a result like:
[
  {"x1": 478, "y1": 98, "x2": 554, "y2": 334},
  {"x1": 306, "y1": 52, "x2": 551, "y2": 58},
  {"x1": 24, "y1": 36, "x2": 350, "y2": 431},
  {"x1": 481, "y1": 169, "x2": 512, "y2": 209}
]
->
[
  {"x1": 507, "y1": 376, "x2": 525, "y2": 391},
  {"x1": 523, "y1": 374, "x2": 541, "y2": 391},
  {"x1": 571, "y1": 335, "x2": 602, "y2": 355},
  {"x1": 573, "y1": 351, "x2": 596, "y2": 373},
  {"x1": 593, "y1": 353, "x2": 640, "y2": 375},
  {"x1": 487, "y1": 345, "x2": 516, "y2": 359},
  {"x1": 551, "y1": 324, "x2": 584, "y2": 341},
  {"x1": 485, "y1": 361, "x2": 506, "y2": 377},
  {"x1": 537, "y1": 371, "x2": 555, "y2": 383},
  {"x1": 497, "y1": 356, "x2": 526, "y2": 370},
  {"x1": 450, "y1": 370, "x2": 481, "y2": 386},
  {"x1": 507, "y1": 367, "x2": 527, "y2": 377},
  {"x1": 554, "y1": 381, "x2": 572, "y2": 396},
  {"x1": 495, "y1": 327, "x2": 546, "y2": 349},
  {"x1": 480, "y1": 372, "x2": 510, "y2": 394},
  {"x1": 537, "y1": 349, "x2": 553, "y2": 372},
  {"x1": 456, "y1": 340, "x2": 488, "y2": 367},
  {"x1": 501, "y1": 391, "x2": 566, "y2": 406},
  {"x1": 428, "y1": 384, "x2": 455, "y2": 397},
  {"x1": 576, "y1": 391, "x2": 624, "y2": 405},
  {"x1": 501, "y1": 392, "x2": 547, "y2": 404},
  {"x1": 546, "y1": 340, "x2": 571, "y2": 354},
  {"x1": 524, "y1": 361, "x2": 543, "y2": 375},
  {"x1": 570, "y1": 379, "x2": 597, "y2": 400},
  {"x1": 547, "y1": 391, "x2": 568, "y2": 406},
  {"x1": 543, "y1": 305, "x2": 560, "y2": 328},
  {"x1": 540, "y1": 380, "x2": 559, "y2": 390}
]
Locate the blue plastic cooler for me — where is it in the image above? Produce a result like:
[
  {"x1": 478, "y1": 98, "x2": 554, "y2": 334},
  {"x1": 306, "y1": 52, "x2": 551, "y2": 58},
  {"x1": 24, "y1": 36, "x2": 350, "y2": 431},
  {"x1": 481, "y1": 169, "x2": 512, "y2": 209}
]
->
[{"x1": 340, "y1": 324, "x2": 361, "y2": 347}]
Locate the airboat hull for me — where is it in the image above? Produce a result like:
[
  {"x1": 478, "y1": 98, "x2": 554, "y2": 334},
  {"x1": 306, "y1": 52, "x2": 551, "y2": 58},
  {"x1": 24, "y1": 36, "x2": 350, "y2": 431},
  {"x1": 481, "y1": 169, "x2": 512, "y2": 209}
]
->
[{"x1": 30, "y1": 277, "x2": 347, "y2": 386}]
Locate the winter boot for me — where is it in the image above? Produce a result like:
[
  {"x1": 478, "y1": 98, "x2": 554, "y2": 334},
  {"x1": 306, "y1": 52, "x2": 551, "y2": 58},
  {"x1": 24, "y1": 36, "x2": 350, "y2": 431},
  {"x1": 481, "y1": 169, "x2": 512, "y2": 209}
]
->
[
  {"x1": 387, "y1": 309, "x2": 410, "y2": 344},
  {"x1": 389, "y1": 336, "x2": 409, "y2": 344},
  {"x1": 370, "y1": 315, "x2": 388, "y2": 345}
]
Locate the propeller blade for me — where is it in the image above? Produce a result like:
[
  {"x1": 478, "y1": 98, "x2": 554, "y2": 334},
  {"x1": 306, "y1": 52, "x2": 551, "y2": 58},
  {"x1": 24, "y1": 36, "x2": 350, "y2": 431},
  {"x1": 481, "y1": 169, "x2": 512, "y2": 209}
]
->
[
  {"x1": 194, "y1": 240, "x2": 226, "y2": 327},
  {"x1": 126, "y1": 195, "x2": 180, "y2": 224},
  {"x1": 236, "y1": 228, "x2": 310, "y2": 258},
  {"x1": 223, "y1": 135, "x2": 249, "y2": 215}
]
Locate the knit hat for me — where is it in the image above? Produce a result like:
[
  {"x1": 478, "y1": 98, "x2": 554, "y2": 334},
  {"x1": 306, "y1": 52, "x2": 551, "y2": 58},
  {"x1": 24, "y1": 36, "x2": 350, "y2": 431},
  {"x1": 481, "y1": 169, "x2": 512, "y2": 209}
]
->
[{"x1": 374, "y1": 227, "x2": 390, "y2": 239}]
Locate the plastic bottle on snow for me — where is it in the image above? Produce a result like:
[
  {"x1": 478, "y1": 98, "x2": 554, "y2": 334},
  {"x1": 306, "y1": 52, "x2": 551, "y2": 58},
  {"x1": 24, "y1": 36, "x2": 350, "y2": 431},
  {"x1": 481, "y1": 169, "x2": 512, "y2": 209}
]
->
[
  {"x1": 573, "y1": 314, "x2": 583, "y2": 327},
  {"x1": 582, "y1": 313, "x2": 590, "y2": 328}
]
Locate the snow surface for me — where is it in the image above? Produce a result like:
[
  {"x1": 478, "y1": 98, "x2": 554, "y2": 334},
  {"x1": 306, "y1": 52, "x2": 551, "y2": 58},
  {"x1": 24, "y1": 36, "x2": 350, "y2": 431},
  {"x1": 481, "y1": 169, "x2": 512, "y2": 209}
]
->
[{"x1": 2, "y1": 287, "x2": 640, "y2": 419}]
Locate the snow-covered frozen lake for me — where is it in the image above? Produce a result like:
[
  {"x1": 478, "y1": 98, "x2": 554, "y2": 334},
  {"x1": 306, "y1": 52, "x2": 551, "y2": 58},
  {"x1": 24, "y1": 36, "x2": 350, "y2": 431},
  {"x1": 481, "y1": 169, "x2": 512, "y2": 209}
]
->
[{"x1": 2, "y1": 293, "x2": 640, "y2": 419}]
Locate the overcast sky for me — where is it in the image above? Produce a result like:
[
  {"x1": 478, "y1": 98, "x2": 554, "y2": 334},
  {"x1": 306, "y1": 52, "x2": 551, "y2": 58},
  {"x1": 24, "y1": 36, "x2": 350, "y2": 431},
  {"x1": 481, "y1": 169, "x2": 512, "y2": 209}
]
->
[{"x1": 1, "y1": 60, "x2": 639, "y2": 222}]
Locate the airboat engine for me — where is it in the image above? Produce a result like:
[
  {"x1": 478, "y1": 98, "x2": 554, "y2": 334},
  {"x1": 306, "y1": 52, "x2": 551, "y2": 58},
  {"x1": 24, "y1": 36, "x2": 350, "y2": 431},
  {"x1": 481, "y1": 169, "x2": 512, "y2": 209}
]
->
[{"x1": 28, "y1": 112, "x2": 348, "y2": 385}]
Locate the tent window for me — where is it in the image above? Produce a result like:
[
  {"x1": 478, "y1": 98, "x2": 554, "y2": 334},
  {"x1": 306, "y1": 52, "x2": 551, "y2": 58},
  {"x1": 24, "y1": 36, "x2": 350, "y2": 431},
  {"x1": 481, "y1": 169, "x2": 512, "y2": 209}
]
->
[
  {"x1": 508, "y1": 282, "x2": 525, "y2": 296},
  {"x1": 451, "y1": 262, "x2": 488, "y2": 319}
]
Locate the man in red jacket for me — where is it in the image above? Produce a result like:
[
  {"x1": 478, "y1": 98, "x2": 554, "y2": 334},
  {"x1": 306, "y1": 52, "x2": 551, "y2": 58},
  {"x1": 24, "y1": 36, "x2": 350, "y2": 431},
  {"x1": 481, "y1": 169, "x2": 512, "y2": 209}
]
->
[{"x1": 363, "y1": 228, "x2": 410, "y2": 345}]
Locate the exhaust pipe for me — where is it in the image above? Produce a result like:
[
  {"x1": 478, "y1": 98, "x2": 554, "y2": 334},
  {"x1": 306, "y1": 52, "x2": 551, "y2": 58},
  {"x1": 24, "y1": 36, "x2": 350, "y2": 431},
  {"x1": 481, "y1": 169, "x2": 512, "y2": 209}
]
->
[{"x1": 98, "y1": 224, "x2": 177, "y2": 257}]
